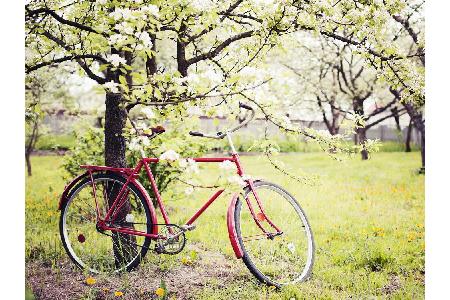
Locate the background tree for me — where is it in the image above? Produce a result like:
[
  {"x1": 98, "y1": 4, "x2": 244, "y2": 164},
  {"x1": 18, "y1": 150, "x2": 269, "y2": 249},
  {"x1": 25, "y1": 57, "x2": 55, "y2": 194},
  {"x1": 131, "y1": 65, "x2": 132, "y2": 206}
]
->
[{"x1": 25, "y1": 68, "x2": 74, "y2": 176}]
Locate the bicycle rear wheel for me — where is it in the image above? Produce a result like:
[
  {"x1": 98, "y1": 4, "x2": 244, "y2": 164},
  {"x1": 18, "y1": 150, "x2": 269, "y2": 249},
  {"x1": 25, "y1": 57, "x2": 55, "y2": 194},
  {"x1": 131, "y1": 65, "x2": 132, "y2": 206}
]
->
[
  {"x1": 235, "y1": 181, "x2": 315, "y2": 287},
  {"x1": 60, "y1": 173, "x2": 153, "y2": 273}
]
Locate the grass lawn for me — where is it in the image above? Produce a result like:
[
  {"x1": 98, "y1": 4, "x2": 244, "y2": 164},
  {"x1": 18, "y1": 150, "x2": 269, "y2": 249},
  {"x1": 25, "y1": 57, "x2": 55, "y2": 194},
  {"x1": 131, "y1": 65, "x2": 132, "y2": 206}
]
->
[{"x1": 25, "y1": 152, "x2": 424, "y2": 299}]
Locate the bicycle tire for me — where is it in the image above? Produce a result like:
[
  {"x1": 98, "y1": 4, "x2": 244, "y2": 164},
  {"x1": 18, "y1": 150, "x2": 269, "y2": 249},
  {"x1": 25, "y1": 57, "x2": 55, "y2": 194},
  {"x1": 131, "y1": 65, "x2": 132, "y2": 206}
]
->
[
  {"x1": 234, "y1": 181, "x2": 315, "y2": 287},
  {"x1": 59, "y1": 172, "x2": 153, "y2": 273}
]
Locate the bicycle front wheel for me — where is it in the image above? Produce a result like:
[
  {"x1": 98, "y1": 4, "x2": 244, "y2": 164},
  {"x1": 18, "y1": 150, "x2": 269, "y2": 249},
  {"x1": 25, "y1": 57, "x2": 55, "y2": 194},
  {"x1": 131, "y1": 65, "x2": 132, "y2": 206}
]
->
[
  {"x1": 60, "y1": 173, "x2": 153, "y2": 273},
  {"x1": 235, "y1": 181, "x2": 315, "y2": 287}
]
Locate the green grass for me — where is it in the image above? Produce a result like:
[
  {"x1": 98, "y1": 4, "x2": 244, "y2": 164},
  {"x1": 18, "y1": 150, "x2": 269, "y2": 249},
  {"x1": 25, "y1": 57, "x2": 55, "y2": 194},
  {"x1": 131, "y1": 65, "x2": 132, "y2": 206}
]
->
[
  {"x1": 35, "y1": 133, "x2": 76, "y2": 150},
  {"x1": 34, "y1": 132, "x2": 418, "y2": 153},
  {"x1": 25, "y1": 152, "x2": 424, "y2": 299}
]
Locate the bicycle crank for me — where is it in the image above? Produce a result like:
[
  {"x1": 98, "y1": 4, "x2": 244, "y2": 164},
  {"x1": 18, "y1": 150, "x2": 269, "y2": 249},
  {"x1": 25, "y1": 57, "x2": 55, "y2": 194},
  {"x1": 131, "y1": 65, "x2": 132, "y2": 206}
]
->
[{"x1": 155, "y1": 224, "x2": 186, "y2": 254}]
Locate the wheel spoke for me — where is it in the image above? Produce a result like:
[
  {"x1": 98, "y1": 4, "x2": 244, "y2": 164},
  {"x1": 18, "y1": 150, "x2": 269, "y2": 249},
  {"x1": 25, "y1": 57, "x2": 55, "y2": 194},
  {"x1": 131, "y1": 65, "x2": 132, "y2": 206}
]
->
[
  {"x1": 60, "y1": 175, "x2": 152, "y2": 273},
  {"x1": 236, "y1": 182, "x2": 314, "y2": 286}
]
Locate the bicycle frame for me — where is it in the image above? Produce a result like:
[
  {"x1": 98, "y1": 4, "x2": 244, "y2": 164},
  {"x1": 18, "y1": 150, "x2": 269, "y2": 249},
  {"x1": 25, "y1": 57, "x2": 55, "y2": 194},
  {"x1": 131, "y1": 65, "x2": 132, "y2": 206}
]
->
[
  {"x1": 82, "y1": 152, "x2": 277, "y2": 231},
  {"x1": 59, "y1": 132, "x2": 282, "y2": 259}
]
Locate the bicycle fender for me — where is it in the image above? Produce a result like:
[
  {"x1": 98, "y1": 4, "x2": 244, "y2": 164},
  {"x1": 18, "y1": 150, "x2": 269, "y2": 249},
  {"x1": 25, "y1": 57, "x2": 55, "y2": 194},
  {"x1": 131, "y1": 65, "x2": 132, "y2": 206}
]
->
[
  {"x1": 130, "y1": 179, "x2": 158, "y2": 235},
  {"x1": 58, "y1": 171, "x2": 159, "y2": 236},
  {"x1": 227, "y1": 193, "x2": 244, "y2": 259},
  {"x1": 58, "y1": 172, "x2": 90, "y2": 210}
]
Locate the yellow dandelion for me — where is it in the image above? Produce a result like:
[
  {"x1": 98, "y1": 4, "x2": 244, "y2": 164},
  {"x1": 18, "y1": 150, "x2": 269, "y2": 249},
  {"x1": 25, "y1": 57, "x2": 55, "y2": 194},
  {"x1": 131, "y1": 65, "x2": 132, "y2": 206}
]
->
[
  {"x1": 85, "y1": 276, "x2": 96, "y2": 286},
  {"x1": 372, "y1": 227, "x2": 384, "y2": 237},
  {"x1": 155, "y1": 287, "x2": 165, "y2": 297},
  {"x1": 181, "y1": 256, "x2": 191, "y2": 265},
  {"x1": 114, "y1": 291, "x2": 124, "y2": 297},
  {"x1": 407, "y1": 232, "x2": 416, "y2": 242}
]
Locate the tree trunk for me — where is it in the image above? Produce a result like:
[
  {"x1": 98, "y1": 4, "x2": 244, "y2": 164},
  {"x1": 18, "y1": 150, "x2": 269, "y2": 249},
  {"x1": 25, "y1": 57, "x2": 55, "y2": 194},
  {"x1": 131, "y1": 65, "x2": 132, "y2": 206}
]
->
[
  {"x1": 403, "y1": 103, "x2": 425, "y2": 172},
  {"x1": 352, "y1": 98, "x2": 368, "y2": 160},
  {"x1": 104, "y1": 92, "x2": 137, "y2": 268},
  {"x1": 25, "y1": 120, "x2": 39, "y2": 176},
  {"x1": 405, "y1": 119, "x2": 413, "y2": 152},
  {"x1": 25, "y1": 152, "x2": 32, "y2": 176},
  {"x1": 356, "y1": 127, "x2": 369, "y2": 160},
  {"x1": 419, "y1": 126, "x2": 425, "y2": 173}
]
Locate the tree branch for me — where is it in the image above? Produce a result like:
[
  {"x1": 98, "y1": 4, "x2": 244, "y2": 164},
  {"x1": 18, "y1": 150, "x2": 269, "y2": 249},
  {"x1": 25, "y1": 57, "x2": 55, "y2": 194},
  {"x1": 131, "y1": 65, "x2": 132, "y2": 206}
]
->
[
  {"x1": 186, "y1": 30, "x2": 254, "y2": 66},
  {"x1": 26, "y1": 7, "x2": 105, "y2": 37},
  {"x1": 26, "y1": 54, "x2": 107, "y2": 73},
  {"x1": 41, "y1": 31, "x2": 106, "y2": 83},
  {"x1": 365, "y1": 108, "x2": 406, "y2": 129}
]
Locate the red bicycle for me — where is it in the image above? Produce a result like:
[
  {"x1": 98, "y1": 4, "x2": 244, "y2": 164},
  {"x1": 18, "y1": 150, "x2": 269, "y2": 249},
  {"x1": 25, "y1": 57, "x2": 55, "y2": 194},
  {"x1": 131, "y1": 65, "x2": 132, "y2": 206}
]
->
[{"x1": 58, "y1": 103, "x2": 315, "y2": 287}]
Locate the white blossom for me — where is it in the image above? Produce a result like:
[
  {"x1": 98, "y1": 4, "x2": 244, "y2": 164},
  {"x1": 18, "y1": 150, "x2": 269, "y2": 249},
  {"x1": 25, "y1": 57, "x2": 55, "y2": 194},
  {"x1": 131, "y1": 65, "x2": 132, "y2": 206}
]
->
[
  {"x1": 125, "y1": 214, "x2": 134, "y2": 223},
  {"x1": 219, "y1": 160, "x2": 235, "y2": 170},
  {"x1": 227, "y1": 175, "x2": 246, "y2": 187},
  {"x1": 141, "y1": 5, "x2": 159, "y2": 17},
  {"x1": 280, "y1": 115, "x2": 292, "y2": 127},
  {"x1": 141, "y1": 136, "x2": 150, "y2": 146},
  {"x1": 128, "y1": 136, "x2": 149, "y2": 151},
  {"x1": 135, "y1": 31, "x2": 153, "y2": 48},
  {"x1": 185, "y1": 73, "x2": 200, "y2": 85},
  {"x1": 109, "y1": 8, "x2": 123, "y2": 21},
  {"x1": 128, "y1": 138, "x2": 142, "y2": 151},
  {"x1": 185, "y1": 158, "x2": 199, "y2": 174},
  {"x1": 115, "y1": 22, "x2": 134, "y2": 35},
  {"x1": 202, "y1": 69, "x2": 223, "y2": 85},
  {"x1": 120, "y1": 8, "x2": 134, "y2": 20},
  {"x1": 239, "y1": 66, "x2": 259, "y2": 79},
  {"x1": 184, "y1": 186, "x2": 194, "y2": 195},
  {"x1": 108, "y1": 33, "x2": 128, "y2": 46},
  {"x1": 173, "y1": 76, "x2": 188, "y2": 85},
  {"x1": 109, "y1": 8, "x2": 135, "y2": 21},
  {"x1": 160, "y1": 150, "x2": 180, "y2": 161},
  {"x1": 241, "y1": 174, "x2": 251, "y2": 181},
  {"x1": 97, "y1": 0, "x2": 107, "y2": 5},
  {"x1": 103, "y1": 81, "x2": 119, "y2": 93},
  {"x1": 179, "y1": 158, "x2": 199, "y2": 174},
  {"x1": 141, "y1": 106, "x2": 155, "y2": 119},
  {"x1": 317, "y1": 130, "x2": 332, "y2": 138},
  {"x1": 107, "y1": 54, "x2": 126, "y2": 67},
  {"x1": 252, "y1": 0, "x2": 274, "y2": 4},
  {"x1": 287, "y1": 242, "x2": 296, "y2": 254},
  {"x1": 191, "y1": 0, "x2": 214, "y2": 11}
]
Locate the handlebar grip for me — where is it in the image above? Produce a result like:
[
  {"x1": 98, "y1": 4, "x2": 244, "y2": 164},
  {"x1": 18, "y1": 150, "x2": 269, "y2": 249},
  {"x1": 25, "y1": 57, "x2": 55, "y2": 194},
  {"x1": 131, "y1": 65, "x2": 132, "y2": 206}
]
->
[
  {"x1": 189, "y1": 131, "x2": 204, "y2": 137},
  {"x1": 239, "y1": 102, "x2": 253, "y2": 110},
  {"x1": 152, "y1": 125, "x2": 165, "y2": 134}
]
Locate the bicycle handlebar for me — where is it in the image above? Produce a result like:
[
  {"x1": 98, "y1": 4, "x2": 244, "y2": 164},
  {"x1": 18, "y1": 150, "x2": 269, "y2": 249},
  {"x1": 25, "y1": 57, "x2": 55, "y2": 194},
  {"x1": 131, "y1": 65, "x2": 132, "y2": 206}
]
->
[{"x1": 189, "y1": 102, "x2": 255, "y2": 139}]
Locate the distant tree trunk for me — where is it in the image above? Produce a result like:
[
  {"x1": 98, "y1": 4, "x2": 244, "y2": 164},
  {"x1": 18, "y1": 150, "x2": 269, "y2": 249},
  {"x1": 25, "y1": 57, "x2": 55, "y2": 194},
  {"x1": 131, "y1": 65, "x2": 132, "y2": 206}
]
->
[
  {"x1": 353, "y1": 98, "x2": 368, "y2": 160},
  {"x1": 391, "y1": 107, "x2": 402, "y2": 131},
  {"x1": 405, "y1": 119, "x2": 413, "y2": 152},
  {"x1": 25, "y1": 120, "x2": 39, "y2": 176},
  {"x1": 403, "y1": 102, "x2": 425, "y2": 173},
  {"x1": 356, "y1": 127, "x2": 369, "y2": 160},
  {"x1": 419, "y1": 127, "x2": 425, "y2": 173},
  {"x1": 104, "y1": 92, "x2": 137, "y2": 267}
]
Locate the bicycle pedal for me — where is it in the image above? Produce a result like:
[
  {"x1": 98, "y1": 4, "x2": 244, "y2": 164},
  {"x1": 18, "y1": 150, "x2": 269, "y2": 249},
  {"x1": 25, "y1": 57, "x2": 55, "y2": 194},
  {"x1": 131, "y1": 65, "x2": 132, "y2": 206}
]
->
[{"x1": 181, "y1": 224, "x2": 196, "y2": 231}]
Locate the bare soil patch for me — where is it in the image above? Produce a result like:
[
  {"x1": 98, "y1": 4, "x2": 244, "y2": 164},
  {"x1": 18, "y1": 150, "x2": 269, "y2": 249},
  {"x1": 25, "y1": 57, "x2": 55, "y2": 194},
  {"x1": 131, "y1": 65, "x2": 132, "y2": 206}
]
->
[{"x1": 26, "y1": 244, "x2": 244, "y2": 300}]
